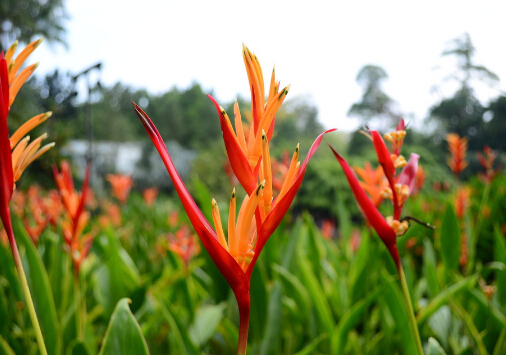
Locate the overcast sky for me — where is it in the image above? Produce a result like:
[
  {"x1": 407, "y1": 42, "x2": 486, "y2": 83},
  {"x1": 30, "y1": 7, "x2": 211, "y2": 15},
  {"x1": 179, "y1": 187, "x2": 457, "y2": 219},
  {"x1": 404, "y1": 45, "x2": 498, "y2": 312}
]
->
[{"x1": 31, "y1": 0, "x2": 506, "y2": 131}]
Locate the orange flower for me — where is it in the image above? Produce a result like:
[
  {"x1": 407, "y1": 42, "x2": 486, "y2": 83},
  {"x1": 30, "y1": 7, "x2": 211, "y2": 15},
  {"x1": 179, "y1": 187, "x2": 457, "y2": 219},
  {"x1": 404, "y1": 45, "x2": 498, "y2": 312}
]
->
[
  {"x1": 455, "y1": 186, "x2": 471, "y2": 219},
  {"x1": 106, "y1": 173, "x2": 133, "y2": 204},
  {"x1": 446, "y1": 133, "x2": 468, "y2": 177},
  {"x1": 167, "y1": 225, "x2": 200, "y2": 265},
  {"x1": 320, "y1": 219, "x2": 335, "y2": 239},
  {"x1": 142, "y1": 187, "x2": 159, "y2": 207},
  {"x1": 99, "y1": 201, "x2": 122, "y2": 228},
  {"x1": 53, "y1": 161, "x2": 94, "y2": 273},
  {"x1": 476, "y1": 146, "x2": 500, "y2": 183},
  {"x1": 412, "y1": 165, "x2": 426, "y2": 196},
  {"x1": 354, "y1": 162, "x2": 388, "y2": 207}
]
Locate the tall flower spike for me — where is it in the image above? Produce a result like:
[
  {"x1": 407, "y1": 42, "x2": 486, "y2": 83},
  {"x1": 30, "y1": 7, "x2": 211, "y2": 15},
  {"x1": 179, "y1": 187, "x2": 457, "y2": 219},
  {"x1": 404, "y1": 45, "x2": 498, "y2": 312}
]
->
[
  {"x1": 0, "y1": 39, "x2": 50, "y2": 355},
  {"x1": 133, "y1": 45, "x2": 335, "y2": 355},
  {"x1": 446, "y1": 133, "x2": 468, "y2": 177}
]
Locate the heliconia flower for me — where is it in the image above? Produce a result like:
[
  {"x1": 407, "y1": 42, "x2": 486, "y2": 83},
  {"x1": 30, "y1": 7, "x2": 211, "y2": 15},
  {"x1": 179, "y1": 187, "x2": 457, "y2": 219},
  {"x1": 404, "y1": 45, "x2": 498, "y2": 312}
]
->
[
  {"x1": 132, "y1": 45, "x2": 334, "y2": 354},
  {"x1": 330, "y1": 122, "x2": 419, "y2": 267},
  {"x1": 142, "y1": 187, "x2": 159, "y2": 207},
  {"x1": 106, "y1": 173, "x2": 133, "y2": 204},
  {"x1": 446, "y1": 133, "x2": 468, "y2": 177},
  {"x1": 476, "y1": 145, "x2": 500, "y2": 183},
  {"x1": 454, "y1": 186, "x2": 471, "y2": 219},
  {"x1": 53, "y1": 161, "x2": 94, "y2": 273},
  {"x1": 320, "y1": 219, "x2": 336, "y2": 239},
  {"x1": 98, "y1": 201, "x2": 122, "y2": 228},
  {"x1": 167, "y1": 224, "x2": 201, "y2": 266},
  {"x1": 0, "y1": 40, "x2": 54, "y2": 236},
  {"x1": 354, "y1": 161, "x2": 388, "y2": 207}
]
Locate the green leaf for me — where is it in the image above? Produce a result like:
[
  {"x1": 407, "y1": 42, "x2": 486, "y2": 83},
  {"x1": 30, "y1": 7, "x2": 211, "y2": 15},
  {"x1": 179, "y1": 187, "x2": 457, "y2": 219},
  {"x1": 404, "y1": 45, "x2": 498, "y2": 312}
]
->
[
  {"x1": 66, "y1": 339, "x2": 92, "y2": 355},
  {"x1": 330, "y1": 288, "x2": 380, "y2": 355},
  {"x1": 188, "y1": 303, "x2": 226, "y2": 346},
  {"x1": 426, "y1": 337, "x2": 447, "y2": 355},
  {"x1": 16, "y1": 221, "x2": 62, "y2": 355},
  {"x1": 293, "y1": 334, "x2": 327, "y2": 355},
  {"x1": 428, "y1": 306, "x2": 451, "y2": 349},
  {"x1": 493, "y1": 224, "x2": 506, "y2": 306},
  {"x1": 417, "y1": 275, "x2": 476, "y2": 325},
  {"x1": 259, "y1": 282, "x2": 283, "y2": 355},
  {"x1": 0, "y1": 242, "x2": 22, "y2": 301},
  {"x1": 98, "y1": 298, "x2": 150, "y2": 355},
  {"x1": 423, "y1": 238, "x2": 440, "y2": 298},
  {"x1": 0, "y1": 335, "x2": 16, "y2": 355},
  {"x1": 439, "y1": 203, "x2": 460, "y2": 271},
  {"x1": 249, "y1": 264, "x2": 268, "y2": 342},
  {"x1": 298, "y1": 256, "x2": 334, "y2": 335},
  {"x1": 380, "y1": 272, "x2": 418, "y2": 355},
  {"x1": 272, "y1": 264, "x2": 310, "y2": 317}
]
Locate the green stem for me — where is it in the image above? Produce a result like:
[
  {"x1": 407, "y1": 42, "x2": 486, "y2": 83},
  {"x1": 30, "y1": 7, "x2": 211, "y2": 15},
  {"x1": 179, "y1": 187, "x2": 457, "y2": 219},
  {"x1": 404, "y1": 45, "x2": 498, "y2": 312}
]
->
[
  {"x1": 4, "y1": 209, "x2": 48, "y2": 355},
  {"x1": 397, "y1": 263, "x2": 424, "y2": 355},
  {"x1": 74, "y1": 270, "x2": 84, "y2": 339}
]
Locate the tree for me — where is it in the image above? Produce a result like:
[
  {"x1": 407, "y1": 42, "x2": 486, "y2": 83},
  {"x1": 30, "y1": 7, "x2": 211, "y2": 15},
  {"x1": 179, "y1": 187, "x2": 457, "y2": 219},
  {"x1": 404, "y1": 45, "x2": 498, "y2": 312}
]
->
[
  {"x1": 429, "y1": 33, "x2": 499, "y2": 141},
  {"x1": 348, "y1": 65, "x2": 400, "y2": 128},
  {"x1": 0, "y1": 0, "x2": 67, "y2": 49}
]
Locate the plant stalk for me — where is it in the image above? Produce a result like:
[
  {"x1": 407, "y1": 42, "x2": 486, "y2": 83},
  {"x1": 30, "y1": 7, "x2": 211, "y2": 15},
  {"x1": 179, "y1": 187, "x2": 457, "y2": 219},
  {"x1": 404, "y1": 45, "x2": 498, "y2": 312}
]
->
[
  {"x1": 4, "y1": 208, "x2": 48, "y2": 355},
  {"x1": 397, "y1": 262, "x2": 424, "y2": 355},
  {"x1": 235, "y1": 290, "x2": 250, "y2": 355}
]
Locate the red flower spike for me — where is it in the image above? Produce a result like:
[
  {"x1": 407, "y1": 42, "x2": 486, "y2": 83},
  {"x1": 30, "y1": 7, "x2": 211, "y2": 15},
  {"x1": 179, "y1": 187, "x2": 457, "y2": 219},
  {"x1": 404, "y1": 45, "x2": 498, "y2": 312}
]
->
[
  {"x1": 132, "y1": 102, "x2": 247, "y2": 291},
  {"x1": 329, "y1": 144, "x2": 400, "y2": 266},
  {"x1": 371, "y1": 130, "x2": 400, "y2": 217}
]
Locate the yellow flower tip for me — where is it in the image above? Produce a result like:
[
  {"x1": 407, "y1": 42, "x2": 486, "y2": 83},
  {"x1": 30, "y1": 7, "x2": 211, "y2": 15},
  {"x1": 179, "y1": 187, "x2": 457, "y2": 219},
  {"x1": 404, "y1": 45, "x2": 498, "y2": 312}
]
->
[
  {"x1": 231, "y1": 188, "x2": 236, "y2": 199},
  {"x1": 45, "y1": 111, "x2": 53, "y2": 119},
  {"x1": 261, "y1": 129, "x2": 267, "y2": 141},
  {"x1": 295, "y1": 143, "x2": 300, "y2": 154},
  {"x1": 212, "y1": 198, "x2": 218, "y2": 206}
]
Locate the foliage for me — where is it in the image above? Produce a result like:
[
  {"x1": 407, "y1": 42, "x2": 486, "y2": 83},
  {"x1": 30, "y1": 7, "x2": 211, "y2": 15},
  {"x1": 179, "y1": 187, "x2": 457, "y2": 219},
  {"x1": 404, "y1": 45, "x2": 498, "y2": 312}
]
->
[{"x1": 0, "y1": 0, "x2": 67, "y2": 48}]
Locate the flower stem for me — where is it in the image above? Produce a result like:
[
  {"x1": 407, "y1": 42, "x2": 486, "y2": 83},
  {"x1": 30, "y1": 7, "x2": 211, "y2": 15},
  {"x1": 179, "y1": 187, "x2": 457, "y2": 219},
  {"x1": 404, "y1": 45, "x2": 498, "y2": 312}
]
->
[
  {"x1": 235, "y1": 290, "x2": 250, "y2": 355},
  {"x1": 397, "y1": 262, "x2": 424, "y2": 355},
  {"x1": 4, "y1": 209, "x2": 48, "y2": 355}
]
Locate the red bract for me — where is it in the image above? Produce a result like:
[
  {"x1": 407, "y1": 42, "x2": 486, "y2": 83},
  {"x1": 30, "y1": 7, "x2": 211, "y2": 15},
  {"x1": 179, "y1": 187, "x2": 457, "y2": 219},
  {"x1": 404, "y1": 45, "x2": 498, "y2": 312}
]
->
[{"x1": 330, "y1": 122, "x2": 419, "y2": 268}]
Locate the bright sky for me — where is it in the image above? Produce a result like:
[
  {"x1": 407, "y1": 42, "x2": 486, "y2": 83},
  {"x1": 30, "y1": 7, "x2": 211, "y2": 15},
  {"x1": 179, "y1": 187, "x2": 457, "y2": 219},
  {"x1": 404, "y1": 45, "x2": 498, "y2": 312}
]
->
[{"x1": 32, "y1": 0, "x2": 506, "y2": 132}]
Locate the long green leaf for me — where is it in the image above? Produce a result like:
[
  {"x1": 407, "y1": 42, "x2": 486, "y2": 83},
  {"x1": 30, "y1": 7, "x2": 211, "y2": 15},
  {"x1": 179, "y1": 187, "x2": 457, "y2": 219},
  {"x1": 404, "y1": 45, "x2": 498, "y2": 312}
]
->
[
  {"x1": 439, "y1": 203, "x2": 460, "y2": 271},
  {"x1": 272, "y1": 264, "x2": 310, "y2": 317},
  {"x1": 16, "y1": 221, "x2": 61, "y2": 355},
  {"x1": 380, "y1": 271, "x2": 418, "y2": 355},
  {"x1": 98, "y1": 299, "x2": 149, "y2": 355},
  {"x1": 298, "y1": 256, "x2": 334, "y2": 335},
  {"x1": 0, "y1": 335, "x2": 16, "y2": 355},
  {"x1": 188, "y1": 303, "x2": 226, "y2": 346},
  {"x1": 493, "y1": 224, "x2": 506, "y2": 306},
  {"x1": 330, "y1": 287, "x2": 380, "y2": 355},
  {"x1": 259, "y1": 282, "x2": 283, "y2": 355},
  {"x1": 417, "y1": 275, "x2": 476, "y2": 325},
  {"x1": 293, "y1": 334, "x2": 328, "y2": 355}
]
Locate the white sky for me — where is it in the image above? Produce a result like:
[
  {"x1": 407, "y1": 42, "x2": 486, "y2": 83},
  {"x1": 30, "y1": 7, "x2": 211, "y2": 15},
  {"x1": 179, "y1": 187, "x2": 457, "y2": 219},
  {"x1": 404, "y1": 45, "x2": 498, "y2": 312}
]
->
[{"x1": 31, "y1": 0, "x2": 506, "y2": 132}]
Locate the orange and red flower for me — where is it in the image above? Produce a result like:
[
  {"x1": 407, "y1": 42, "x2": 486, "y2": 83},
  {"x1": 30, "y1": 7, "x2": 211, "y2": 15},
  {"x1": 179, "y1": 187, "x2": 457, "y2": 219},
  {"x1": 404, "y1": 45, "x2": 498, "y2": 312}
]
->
[
  {"x1": 133, "y1": 44, "x2": 334, "y2": 354},
  {"x1": 53, "y1": 161, "x2": 94, "y2": 273},
  {"x1": 331, "y1": 120, "x2": 419, "y2": 267},
  {"x1": 0, "y1": 39, "x2": 54, "y2": 246},
  {"x1": 446, "y1": 133, "x2": 468, "y2": 177}
]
